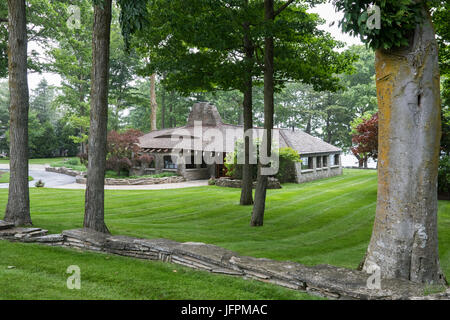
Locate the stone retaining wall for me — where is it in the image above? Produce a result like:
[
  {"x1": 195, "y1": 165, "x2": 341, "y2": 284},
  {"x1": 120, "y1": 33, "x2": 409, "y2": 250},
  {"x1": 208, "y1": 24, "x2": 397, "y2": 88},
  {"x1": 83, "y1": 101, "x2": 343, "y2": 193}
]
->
[
  {"x1": 215, "y1": 177, "x2": 282, "y2": 189},
  {"x1": 46, "y1": 166, "x2": 85, "y2": 177},
  {"x1": 1, "y1": 221, "x2": 448, "y2": 300},
  {"x1": 75, "y1": 175, "x2": 185, "y2": 185}
]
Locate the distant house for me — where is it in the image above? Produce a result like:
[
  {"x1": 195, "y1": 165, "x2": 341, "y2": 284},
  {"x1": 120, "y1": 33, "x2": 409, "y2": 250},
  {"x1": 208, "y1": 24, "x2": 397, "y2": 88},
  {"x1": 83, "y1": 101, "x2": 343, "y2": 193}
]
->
[{"x1": 135, "y1": 102, "x2": 342, "y2": 182}]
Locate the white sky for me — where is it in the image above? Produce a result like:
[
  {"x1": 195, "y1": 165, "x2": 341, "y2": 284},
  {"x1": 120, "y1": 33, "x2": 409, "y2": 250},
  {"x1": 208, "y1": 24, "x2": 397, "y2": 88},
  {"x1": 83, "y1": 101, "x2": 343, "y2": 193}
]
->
[
  {"x1": 27, "y1": 2, "x2": 362, "y2": 91},
  {"x1": 308, "y1": 3, "x2": 362, "y2": 47}
]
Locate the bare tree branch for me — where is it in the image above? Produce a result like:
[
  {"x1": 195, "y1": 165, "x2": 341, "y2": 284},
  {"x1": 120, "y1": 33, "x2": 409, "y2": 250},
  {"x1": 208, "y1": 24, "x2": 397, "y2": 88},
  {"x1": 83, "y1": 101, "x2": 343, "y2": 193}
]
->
[{"x1": 274, "y1": 0, "x2": 296, "y2": 18}]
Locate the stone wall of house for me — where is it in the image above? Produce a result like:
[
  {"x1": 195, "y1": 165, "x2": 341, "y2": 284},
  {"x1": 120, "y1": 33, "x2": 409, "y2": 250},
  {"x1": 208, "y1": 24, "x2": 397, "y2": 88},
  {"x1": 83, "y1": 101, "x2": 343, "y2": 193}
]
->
[
  {"x1": 181, "y1": 168, "x2": 210, "y2": 180},
  {"x1": 296, "y1": 166, "x2": 342, "y2": 184},
  {"x1": 215, "y1": 177, "x2": 282, "y2": 189},
  {"x1": 295, "y1": 154, "x2": 342, "y2": 184},
  {"x1": 1, "y1": 222, "x2": 441, "y2": 300}
]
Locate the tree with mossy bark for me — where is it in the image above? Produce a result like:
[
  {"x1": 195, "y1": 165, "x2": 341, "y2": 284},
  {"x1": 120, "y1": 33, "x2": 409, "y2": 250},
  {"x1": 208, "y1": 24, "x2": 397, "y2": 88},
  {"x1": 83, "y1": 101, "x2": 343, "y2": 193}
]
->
[{"x1": 334, "y1": 0, "x2": 447, "y2": 285}]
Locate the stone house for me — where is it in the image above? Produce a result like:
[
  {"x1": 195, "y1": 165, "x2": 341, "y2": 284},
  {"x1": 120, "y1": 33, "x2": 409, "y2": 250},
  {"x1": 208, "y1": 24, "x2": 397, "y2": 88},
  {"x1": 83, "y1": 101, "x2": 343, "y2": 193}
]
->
[{"x1": 134, "y1": 102, "x2": 342, "y2": 182}]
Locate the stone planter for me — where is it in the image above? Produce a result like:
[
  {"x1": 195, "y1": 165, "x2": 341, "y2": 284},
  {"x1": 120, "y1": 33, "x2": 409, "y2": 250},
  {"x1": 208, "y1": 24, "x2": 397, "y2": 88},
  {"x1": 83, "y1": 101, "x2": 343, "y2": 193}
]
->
[
  {"x1": 45, "y1": 166, "x2": 85, "y2": 177},
  {"x1": 76, "y1": 175, "x2": 185, "y2": 185},
  {"x1": 215, "y1": 177, "x2": 282, "y2": 189}
]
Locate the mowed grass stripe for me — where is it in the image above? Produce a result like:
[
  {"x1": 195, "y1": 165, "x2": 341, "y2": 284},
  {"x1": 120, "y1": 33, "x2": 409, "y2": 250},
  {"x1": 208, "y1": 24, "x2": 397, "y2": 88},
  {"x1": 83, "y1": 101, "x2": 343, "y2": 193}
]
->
[{"x1": 0, "y1": 169, "x2": 448, "y2": 279}]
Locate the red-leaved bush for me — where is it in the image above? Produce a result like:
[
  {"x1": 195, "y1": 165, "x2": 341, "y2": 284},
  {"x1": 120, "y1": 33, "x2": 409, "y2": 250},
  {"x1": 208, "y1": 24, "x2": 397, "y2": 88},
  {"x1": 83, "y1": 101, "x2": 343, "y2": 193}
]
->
[
  {"x1": 351, "y1": 112, "x2": 378, "y2": 167},
  {"x1": 134, "y1": 154, "x2": 154, "y2": 168},
  {"x1": 106, "y1": 129, "x2": 143, "y2": 175}
]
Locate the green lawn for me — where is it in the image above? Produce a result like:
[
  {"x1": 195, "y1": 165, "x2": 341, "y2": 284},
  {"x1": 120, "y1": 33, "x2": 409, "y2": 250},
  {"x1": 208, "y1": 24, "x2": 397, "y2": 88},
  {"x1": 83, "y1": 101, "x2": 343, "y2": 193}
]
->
[
  {"x1": 0, "y1": 240, "x2": 318, "y2": 300},
  {"x1": 49, "y1": 158, "x2": 86, "y2": 172},
  {"x1": 0, "y1": 157, "x2": 77, "y2": 165},
  {"x1": 0, "y1": 171, "x2": 33, "y2": 183},
  {"x1": 0, "y1": 169, "x2": 449, "y2": 299}
]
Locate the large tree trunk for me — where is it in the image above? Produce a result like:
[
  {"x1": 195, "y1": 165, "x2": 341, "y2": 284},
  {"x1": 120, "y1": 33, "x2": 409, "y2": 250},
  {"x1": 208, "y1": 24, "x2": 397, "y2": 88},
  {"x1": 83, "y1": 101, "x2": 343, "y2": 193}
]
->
[
  {"x1": 83, "y1": 0, "x2": 112, "y2": 234},
  {"x1": 362, "y1": 11, "x2": 446, "y2": 285},
  {"x1": 150, "y1": 73, "x2": 157, "y2": 131},
  {"x1": 240, "y1": 18, "x2": 254, "y2": 206},
  {"x1": 251, "y1": 0, "x2": 274, "y2": 226},
  {"x1": 4, "y1": 0, "x2": 31, "y2": 226}
]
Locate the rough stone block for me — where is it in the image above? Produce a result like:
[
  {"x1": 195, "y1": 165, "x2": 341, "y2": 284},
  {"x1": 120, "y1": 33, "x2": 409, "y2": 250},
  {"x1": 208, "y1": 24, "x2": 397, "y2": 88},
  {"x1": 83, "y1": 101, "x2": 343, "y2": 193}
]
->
[{"x1": 0, "y1": 220, "x2": 14, "y2": 230}]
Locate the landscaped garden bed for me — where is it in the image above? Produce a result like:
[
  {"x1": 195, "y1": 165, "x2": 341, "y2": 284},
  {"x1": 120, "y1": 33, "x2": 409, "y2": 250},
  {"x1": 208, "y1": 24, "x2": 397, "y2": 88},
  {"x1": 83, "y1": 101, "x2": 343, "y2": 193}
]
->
[
  {"x1": 213, "y1": 177, "x2": 282, "y2": 189},
  {"x1": 47, "y1": 158, "x2": 184, "y2": 185},
  {"x1": 75, "y1": 172, "x2": 184, "y2": 185}
]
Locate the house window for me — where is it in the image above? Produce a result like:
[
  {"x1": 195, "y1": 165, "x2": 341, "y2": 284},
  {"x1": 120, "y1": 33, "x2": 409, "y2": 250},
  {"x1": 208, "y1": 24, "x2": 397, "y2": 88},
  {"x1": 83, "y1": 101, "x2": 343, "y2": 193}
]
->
[
  {"x1": 334, "y1": 154, "x2": 340, "y2": 166},
  {"x1": 164, "y1": 155, "x2": 177, "y2": 169},
  {"x1": 301, "y1": 157, "x2": 309, "y2": 170},
  {"x1": 323, "y1": 156, "x2": 328, "y2": 167},
  {"x1": 316, "y1": 157, "x2": 322, "y2": 168}
]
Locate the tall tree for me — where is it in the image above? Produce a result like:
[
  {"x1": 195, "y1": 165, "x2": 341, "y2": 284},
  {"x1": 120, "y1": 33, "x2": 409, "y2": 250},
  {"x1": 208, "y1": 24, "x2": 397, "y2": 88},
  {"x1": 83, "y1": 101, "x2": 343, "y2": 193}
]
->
[
  {"x1": 46, "y1": 0, "x2": 93, "y2": 155},
  {"x1": 4, "y1": 0, "x2": 31, "y2": 226},
  {"x1": 133, "y1": 0, "x2": 262, "y2": 205},
  {"x1": 335, "y1": 0, "x2": 446, "y2": 284},
  {"x1": 130, "y1": 0, "x2": 351, "y2": 208},
  {"x1": 83, "y1": 0, "x2": 112, "y2": 234},
  {"x1": 251, "y1": 0, "x2": 275, "y2": 226},
  {"x1": 250, "y1": 0, "x2": 353, "y2": 226}
]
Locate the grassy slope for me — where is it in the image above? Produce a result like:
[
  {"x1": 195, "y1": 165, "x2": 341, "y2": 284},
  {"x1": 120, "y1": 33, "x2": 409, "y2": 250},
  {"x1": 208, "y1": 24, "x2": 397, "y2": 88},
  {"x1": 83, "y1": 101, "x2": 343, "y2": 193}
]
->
[
  {"x1": 0, "y1": 169, "x2": 449, "y2": 299},
  {"x1": 0, "y1": 241, "x2": 318, "y2": 300}
]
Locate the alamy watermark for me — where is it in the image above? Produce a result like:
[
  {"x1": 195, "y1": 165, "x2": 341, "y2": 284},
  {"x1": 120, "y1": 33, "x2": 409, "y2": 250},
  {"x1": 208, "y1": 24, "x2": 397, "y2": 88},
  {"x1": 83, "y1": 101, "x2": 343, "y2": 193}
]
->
[
  {"x1": 366, "y1": 263, "x2": 381, "y2": 290},
  {"x1": 366, "y1": 5, "x2": 381, "y2": 30},
  {"x1": 66, "y1": 265, "x2": 81, "y2": 290},
  {"x1": 67, "y1": 5, "x2": 81, "y2": 30},
  {"x1": 168, "y1": 121, "x2": 280, "y2": 176}
]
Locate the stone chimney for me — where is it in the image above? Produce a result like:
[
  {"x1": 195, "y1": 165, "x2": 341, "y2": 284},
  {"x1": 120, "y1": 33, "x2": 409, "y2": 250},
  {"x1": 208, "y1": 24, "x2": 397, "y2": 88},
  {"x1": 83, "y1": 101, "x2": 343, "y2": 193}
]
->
[{"x1": 186, "y1": 102, "x2": 223, "y2": 127}]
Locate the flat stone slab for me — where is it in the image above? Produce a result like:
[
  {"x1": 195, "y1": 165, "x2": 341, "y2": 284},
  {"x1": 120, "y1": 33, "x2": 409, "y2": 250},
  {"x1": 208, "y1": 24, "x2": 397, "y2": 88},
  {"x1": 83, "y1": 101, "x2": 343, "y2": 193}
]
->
[
  {"x1": 62, "y1": 228, "x2": 109, "y2": 248},
  {"x1": 173, "y1": 242, "x2": 239, "y2": 267},
  {"x1": 34, "y1": 234, "x2": 64, "y2": 243},
  {"x1": 134, "y1": 238, "x2": 180, "y2": 254},
  {"x1": 0, "y1": 227, "x2": 47, "y2": 239},
  {"x1": 0, "y1": 220, "x2": 14, "y2": 230},
  {"x1": 56, "y1": 228, "x2": 436, "y2": 300}
]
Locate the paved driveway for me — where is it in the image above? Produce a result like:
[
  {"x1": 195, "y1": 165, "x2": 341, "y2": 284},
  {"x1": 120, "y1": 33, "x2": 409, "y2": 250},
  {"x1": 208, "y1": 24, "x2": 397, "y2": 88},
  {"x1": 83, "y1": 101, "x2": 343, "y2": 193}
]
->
[
  {"x1": 0, "y1": 164, "x2": 208, "y2": 190},
  {"x1": 0, "y1": 164, "x2": 76, "y2": 189}
]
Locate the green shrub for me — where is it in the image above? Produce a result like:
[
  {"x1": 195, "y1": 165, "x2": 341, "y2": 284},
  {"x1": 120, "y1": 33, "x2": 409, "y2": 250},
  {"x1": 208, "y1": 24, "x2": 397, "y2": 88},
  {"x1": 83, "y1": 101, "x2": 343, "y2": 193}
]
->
[
  {"x1": 65, "y1": 158, "x2": 80, "y2": 166},
  {"x1": 149, "y1": 172, "x2": 178, "y2": 179},
  {"x1": 224, "y1": 145, "x2": 301, "y2": 183},
  {"x1": 438, "y1": 156, "x2": 450, "y2": 194},
  {"x1": 208, "y1": 178, "x2": 216, "y2": 185},
  {"x1": 50, "y1": 158, "x2": 86, "y2": 172},
  {"x1": 276, "y1": 147, "x2": 301, "y2": 183},
  {"x1": 105, "y1": 170, "x2": 179, "y2": 179}
]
